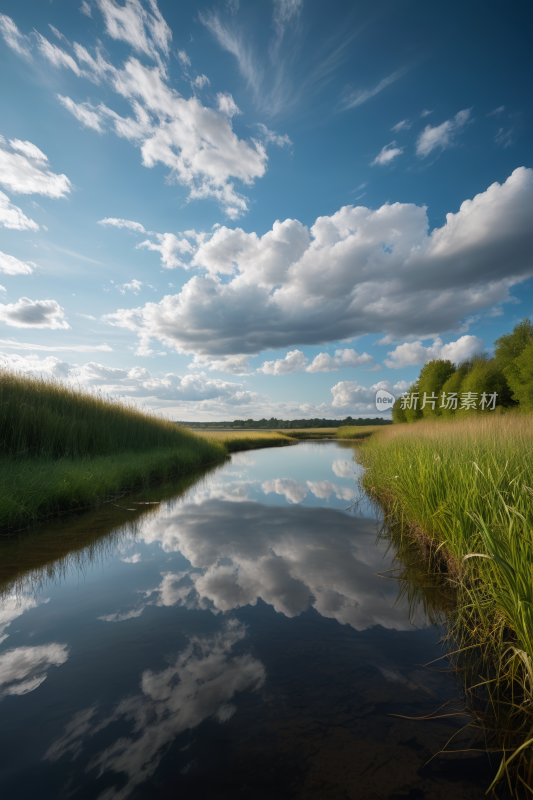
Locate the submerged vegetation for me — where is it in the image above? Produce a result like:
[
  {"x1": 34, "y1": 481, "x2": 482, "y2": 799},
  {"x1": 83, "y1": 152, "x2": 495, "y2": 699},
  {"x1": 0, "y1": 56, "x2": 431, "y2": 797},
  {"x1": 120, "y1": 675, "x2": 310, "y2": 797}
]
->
[
  {"x1": 0, "y1": 370, "x2": 295, "y2": 531},
  {"x1": 357, "y1": 412, "x2": 533, "y2": 792}
]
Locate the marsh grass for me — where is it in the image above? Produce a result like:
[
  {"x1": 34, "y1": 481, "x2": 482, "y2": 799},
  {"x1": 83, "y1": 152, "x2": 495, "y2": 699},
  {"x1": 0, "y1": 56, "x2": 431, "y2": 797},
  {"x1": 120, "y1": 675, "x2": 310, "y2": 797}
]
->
[
  {"x1": 0, "y1": 370, "x2": 228, "y2": 530},
  {"x1": 356, "y1": 413, "x2": 533, "y2": 792},
  {"x1": 336, "y1": 425, "x2": 382, "y2": 440},
  {"x1": 192, "y1": 429, "x2": 297, "y2": 449}
]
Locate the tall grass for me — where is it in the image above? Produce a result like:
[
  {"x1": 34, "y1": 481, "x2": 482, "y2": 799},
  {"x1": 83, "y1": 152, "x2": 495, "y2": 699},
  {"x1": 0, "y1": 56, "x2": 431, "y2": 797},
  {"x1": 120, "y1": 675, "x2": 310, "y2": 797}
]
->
[
  {"x1": 336, "y1": 425, "x2": 381, "y2": 440},
  {"x1": 0, "y1": 369, "x2": 203, "y2": 458},
  {"x1": 356, "y1": 413, "x2": 533, "y2": 791},
  {"x1": 0, "y1": 370, "x2": 227, "y2": 530}
]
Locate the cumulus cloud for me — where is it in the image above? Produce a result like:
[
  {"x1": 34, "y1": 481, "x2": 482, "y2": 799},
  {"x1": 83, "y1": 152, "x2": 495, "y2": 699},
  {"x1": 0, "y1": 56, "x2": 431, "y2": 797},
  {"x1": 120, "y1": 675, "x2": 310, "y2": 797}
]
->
[
  {"x1": 137, "y1": 232, "x2": 193, "y2": 269},
  {"x1": 216, "y1": 92, "x2": 241, "y2": 117},
  {"x1": 330, "y1": 379, "x2": 408, "y2": 412},
  {"x1": 0, "y1": 644, "x2": 69, "y2": 700},
  {"x1": 192, "y1": 74, "x2": 210, "y2": 90},
  {"x1": 104, "y1": 169, "x2": 533, "y2": 357},
  {"x1": 306, "y1": 349, "x2": 375, "y2": 372},
  {"x1": 371, "y1": 141, "x2": 403, "y2": 166},
  {"x1": 45, "y1": 622, "x2": 264, "y2": 798},
  {"x1": 383, "y1": 334, "x2": 484, "y2": 368},
  {"x1": 306, "y1": 480, "x2": 356, "y2": 502},
  {"x1": 0, "y1": 298, "x2": 69, "y2": 329},
  {"x1": 0, "y1": 139, "x2": 71, "y2": 197},
  {"x1": 188, "y1": 354, "x2": 250, "y2": 375},
  {"x1": 254, "y1": 123, "x2": 292, "y2": 149},
  {"x1": 0, "y1": 192, "x2": 39, "y2": 231},
  {"x1": 116, "y1": 279, "x2": 143, "y2": 294},
  {"x1": 0, "y1": 252, "x2": 35, "y2": 276},
  {"x1": 262, "y1": 478, "x2": 307, "y2": 504},
  {"x1": 259, "y1": 349, "x2": 308, "y2": 375},
  {"x1": 416, "y1": 108, "x2": 472, "y2": 157}
]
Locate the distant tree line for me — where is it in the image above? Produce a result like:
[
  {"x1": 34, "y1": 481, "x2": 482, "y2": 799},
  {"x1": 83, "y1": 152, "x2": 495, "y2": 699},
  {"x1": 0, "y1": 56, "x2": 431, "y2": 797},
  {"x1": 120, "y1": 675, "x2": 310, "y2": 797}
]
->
[
  {"x1": 177, "y1": 416, "x2": 393, "y2": 429},
  {"x1": 393, "y1": 318, "x2": 533, "y2": 423}
]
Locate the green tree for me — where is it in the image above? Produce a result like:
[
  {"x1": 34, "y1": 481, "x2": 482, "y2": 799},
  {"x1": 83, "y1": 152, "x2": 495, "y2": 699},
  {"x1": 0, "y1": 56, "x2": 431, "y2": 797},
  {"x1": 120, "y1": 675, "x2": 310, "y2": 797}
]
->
[
  {"x1": 503, "y1": 343, "x2": 533, "y2": 410},
  {"x1": 459, "y1": 356, "x2": 514, "y2": 413},
  {"x1": 418, "y1": 359, "x2": 456, "y2": 418},
  {"x1": 440, "y1": 362, "x2": 472, "y2": 418},
  {"x1": 494, "y1": 318, "x2": 533, "y2": 369},
  {"x1": 404, "y1": 381, "x2": 423, "y2": 423},
  {"x1": 392, "y1": 396, "x2": 407, "y2": 423}
]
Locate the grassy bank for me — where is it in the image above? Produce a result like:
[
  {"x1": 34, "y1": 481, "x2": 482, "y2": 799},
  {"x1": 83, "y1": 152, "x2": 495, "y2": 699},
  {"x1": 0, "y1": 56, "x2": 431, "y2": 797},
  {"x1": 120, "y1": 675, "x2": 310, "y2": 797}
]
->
[
  {"x1": 336, "y1": 425, "x2": 381, "y2": 440},
  {"x1": 1, "y1": 371, "x2": 298, "y2": 531},
  {"x1": 191, "y1": 429, "x2": 298, "y2": 449},
  {"x1": 356, "y1": 413, "x2": 533, "y2": 791}
]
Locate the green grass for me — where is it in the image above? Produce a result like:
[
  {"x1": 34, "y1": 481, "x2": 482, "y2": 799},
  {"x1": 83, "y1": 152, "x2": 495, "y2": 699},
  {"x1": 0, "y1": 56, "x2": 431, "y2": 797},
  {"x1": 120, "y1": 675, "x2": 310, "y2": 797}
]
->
[
  {"x1": 335, "y1": 425, "x2": 381, "y2": 440},
  {"x1": 356, "y1": 413, "x2": 533, "y2": 791},
  {"x1": 191, "y1": 429, "x2": 298, "y2": 449}
]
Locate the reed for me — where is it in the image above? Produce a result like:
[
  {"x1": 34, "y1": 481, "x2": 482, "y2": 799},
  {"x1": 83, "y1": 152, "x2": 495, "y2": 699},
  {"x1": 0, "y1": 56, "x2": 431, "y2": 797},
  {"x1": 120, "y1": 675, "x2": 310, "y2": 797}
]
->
[
  {"x1": 356, "y1": 413, "x2": 533, "y2": 791},
  {"x1": 0, "y1": 369, "x2": 227, "y2": 530},
  {"x1": 336, "y1": 425, "x2": 382, "y2": 440}
]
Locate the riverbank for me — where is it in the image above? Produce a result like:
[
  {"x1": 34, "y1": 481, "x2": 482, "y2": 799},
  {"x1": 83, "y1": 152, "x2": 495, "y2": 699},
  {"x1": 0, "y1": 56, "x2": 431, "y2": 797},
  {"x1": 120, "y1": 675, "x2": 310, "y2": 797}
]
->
[
  {"x1": 355, "y1": 412, "x2": 533, "y2": 792},
  {"x1": 0, "y1": 371, "x2": 297, "y2": 532}
]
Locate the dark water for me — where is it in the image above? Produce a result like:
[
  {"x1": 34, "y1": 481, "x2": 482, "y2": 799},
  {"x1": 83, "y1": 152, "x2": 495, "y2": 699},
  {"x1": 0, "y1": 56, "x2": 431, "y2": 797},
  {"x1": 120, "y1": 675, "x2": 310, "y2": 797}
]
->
[{"x1": 0, "y1": 442, "x2": 492, "y2": 799}]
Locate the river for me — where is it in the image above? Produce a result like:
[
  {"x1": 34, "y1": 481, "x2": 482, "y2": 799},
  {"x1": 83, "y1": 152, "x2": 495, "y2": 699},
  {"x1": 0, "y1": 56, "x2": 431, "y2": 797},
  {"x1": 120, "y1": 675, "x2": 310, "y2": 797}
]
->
[{"x1": 0, "y1": 441, "x2": 493, "y2": 799}]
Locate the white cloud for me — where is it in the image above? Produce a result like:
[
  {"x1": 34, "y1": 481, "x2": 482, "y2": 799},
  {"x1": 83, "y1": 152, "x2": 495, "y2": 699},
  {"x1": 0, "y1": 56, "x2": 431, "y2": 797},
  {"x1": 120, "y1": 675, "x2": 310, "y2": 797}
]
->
[
  {"x1": 254, "y1": 123, "x2": 292, "y2": 149},
  {"x1": 262, "y1": 478, "x2": 307, "y2": 504},
  {"x1": 371, "y1": 141, "x2": 403, "y2": 166},
  {"x1": 3, "y1": 10, "x2": 271, "y2": 219},
  {"x1": 137, "y1": 232, "x2": 194, "y2": 269},
  {"x1": 45, "y1": 622, "x2": 264, "y2": 798},
  {"x1": 57, "y1": 95, "x2": 104, "y2": 132},
  {"x1": 9, "y1": 139, "x2": 48, "y2": 162},
  {"x1": 306, "y1": 480, "x2": 356, "y2": 502},
  {"x1": 487, "y1": 106, "x2": 505, "y2": 117},
  {"x1": 80, "y1": 1, "x2": 93, "y2": 19},
  {"x1": 341, "y1": 69, "x2": 407, "y2": 110},
  {"x1": 0, "y1": 140, "x2": 71, "y2": 197},
  {"x1": 96, "y1": 0, "x2": 172, "y2": 65},
  {"x1": 188, "y1": 354, "x2": 250, "y2": 375},
  {"x1": 176, "y1": 49, "x2": 191, "y2": 67},
  {"x1": 383, "y1": 334, "x2": 484, "y2": 368},
  {"x1": 0, "y1": 192, "x2": 39, "y2": 231},
  {"x1": 0, "y1": 592, "x2": 50, "y2": 642},
  {"x1": 495, "y1": 127, "x2": 513, "y2": 148},
  {"x1": 259, "y1": 349, "x2": 308, "y2": 375},
  {"x1": 122, "y1": 552, "x2": 142, "y2": 563},
  {"x1": 0, "y1": 13, "x2": 31, "y2": 57},
  {"x1": 306, "y1": 349, "x2": 375, "y2": 372},
  {"x1": 117, "y1": 279, "x2": 143, "y2": 294},
  {"x1": 0, "y1": 644, "x2": 69, "y2": 700},
  {"x1": 216, "y1": 92, "x2": 241, "y2": 117},
  {"x1": 98, "y1": 217, "x2": 148, "y2": 233},
  {"x1": 391, "y1": 119, "x2": 411, "y2": 132},
  {"x1": 193, "y1": 74, "x2": 210, "y2": 89},
  {"x1": 104, "y1": 169, "x2": 533, "y2": 357},
  {"x1": 0, "y1": 297, "x2": 69, "y2": 329},
  {"x1": 330, "y1": 379, "x2": 409, "y2": 412},
  {"x1": 416, "y1": 108, "x2": 472, "y2": 157},
  {"x1": 35, "y1": 32, "x2": 82, "y2": 76},
  {"x1": 332, "y1": 460, "x2": 355, "y2": 479},
  {"x1": 0, "y1": 340, "x2": 112, "y2": 352}
]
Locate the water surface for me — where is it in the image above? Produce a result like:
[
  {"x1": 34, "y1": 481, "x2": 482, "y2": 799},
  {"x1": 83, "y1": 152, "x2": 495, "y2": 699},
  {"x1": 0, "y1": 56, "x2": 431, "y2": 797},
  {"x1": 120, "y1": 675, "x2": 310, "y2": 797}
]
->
[{"x1": 0, "y1": 442, "x2": 491, "y2": 798}]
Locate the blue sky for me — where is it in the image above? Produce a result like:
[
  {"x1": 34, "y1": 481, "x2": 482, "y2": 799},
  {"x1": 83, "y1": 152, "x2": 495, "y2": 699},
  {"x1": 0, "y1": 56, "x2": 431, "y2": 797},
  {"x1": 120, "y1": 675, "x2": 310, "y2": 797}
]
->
[{"x1": 0, "y1": 0, "x2": 531, "y2": 420}]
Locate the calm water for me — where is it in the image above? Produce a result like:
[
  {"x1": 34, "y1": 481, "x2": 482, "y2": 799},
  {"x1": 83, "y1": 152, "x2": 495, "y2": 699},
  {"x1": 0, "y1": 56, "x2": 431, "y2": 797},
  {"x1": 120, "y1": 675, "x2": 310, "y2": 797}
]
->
[{"x1": 0, "y1": 442, "x2": 492, "y2": 799}]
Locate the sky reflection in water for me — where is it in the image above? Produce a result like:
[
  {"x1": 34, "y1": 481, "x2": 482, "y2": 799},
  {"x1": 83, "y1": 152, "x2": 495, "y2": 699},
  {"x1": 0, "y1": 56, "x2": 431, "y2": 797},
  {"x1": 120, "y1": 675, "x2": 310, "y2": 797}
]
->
[{"x1": 0, "y1": 443, "x2": 487, "y2": 799}]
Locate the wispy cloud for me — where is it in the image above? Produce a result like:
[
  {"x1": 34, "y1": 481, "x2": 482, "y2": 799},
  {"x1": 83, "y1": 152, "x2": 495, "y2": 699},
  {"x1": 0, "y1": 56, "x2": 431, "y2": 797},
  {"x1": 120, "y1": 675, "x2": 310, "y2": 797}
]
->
[
  {"x1": 0, "y1": 340, "x2": 112, "y2": 352},
  {"x1": 391, "y1": 119, "x2": 411, "y2": 132},
  {"x1": 495, "y1": 127, "x2": 513, "y2": 148},
  {"x1": 371, "y1": 141, "x2": 403, "y2": 166},
  {"x1": 340, "y1": 68, "x2": 408, "y2": 111},
  {"x1": 487, "y1": 105, "x2": 505, "y2": 117},
  {"x1": 416, "y1": 108, "x2": 472, "y2": 157}
]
